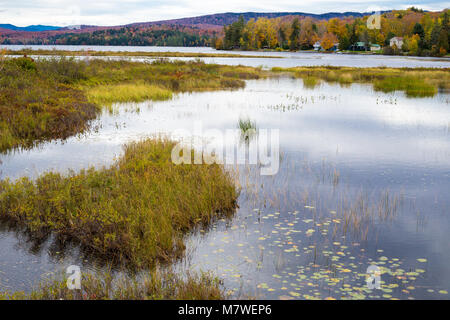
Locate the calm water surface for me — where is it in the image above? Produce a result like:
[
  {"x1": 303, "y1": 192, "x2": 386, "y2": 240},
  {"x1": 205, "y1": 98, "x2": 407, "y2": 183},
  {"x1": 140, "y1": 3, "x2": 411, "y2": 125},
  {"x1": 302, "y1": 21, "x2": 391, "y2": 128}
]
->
[
  {"x1": 0, "y1": 77, "x2": 449, "y2": 299},
  {"x1": 2, "y1": 45, "x2": 450, "y2": 69}
]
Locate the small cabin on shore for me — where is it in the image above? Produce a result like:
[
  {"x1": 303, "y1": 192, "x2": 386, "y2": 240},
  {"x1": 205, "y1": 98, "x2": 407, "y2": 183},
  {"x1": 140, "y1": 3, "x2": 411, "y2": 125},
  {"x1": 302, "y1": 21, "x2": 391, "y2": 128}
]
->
[
  {"x1": 389, "y1": 37, "x2": 403, "y2": 48},
  {"x1": 350, "y1": 42, "x2": 367, "y2": 51},
  {"x1": 370, "y1": 44, "x2": 381, "y2": 51},
  {"x1": 313, "y1": 41, "x2": 321, "y2": 51}
]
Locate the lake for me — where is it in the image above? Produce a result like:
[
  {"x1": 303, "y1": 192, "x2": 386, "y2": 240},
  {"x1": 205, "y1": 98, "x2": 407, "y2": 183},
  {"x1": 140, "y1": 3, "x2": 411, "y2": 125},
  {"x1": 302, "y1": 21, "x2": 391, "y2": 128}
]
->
[
  {"x1": 1, "y1": 76, "x2": 449, "y2": 299},
  {"x1": 2, "y1": 45, "x2": 450, "y2": 69}
]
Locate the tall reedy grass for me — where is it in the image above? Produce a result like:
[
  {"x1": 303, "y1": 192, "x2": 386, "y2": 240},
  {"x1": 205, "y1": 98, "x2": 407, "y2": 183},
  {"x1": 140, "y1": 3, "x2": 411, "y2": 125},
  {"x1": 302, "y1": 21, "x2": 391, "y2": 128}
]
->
[
  {"x1": 237, "y1": 117, "x2": 257, "y2": 133},
  {"x1": 0, "y1": 269, "x2": 225, "y2": 300},
  {"x1": 86, "y1": 83, "x2": 173, "y2": 108}
]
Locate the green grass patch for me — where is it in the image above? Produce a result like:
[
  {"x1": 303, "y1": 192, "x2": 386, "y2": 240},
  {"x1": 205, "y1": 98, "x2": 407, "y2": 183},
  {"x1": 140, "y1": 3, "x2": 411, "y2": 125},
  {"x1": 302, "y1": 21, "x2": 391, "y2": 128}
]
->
[
  {"x1": 0, "y1": 137, "x2": 238, "y2": 268},
  {"x1": 86, "y1": 83, "x2": 173, "y2": 106}
]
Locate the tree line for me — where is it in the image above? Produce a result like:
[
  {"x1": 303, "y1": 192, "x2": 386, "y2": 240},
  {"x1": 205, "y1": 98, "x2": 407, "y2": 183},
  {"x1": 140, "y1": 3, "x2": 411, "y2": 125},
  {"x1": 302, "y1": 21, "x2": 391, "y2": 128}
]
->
[
  {"x1": 1, "y1": 27, "x2": 213, "y2": 47},
  {"x1": 212, "y1": 8, "x2": 449, "y2": 56}
]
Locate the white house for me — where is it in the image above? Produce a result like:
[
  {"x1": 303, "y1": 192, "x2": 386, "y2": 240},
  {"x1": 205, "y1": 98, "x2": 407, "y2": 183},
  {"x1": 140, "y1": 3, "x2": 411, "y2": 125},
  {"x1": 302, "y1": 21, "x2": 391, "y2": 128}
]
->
[
  {"x1": 390, "y1": 37, "x2": 403, "y2": 48},
  {"x1": 313, "y1": 41, "x2": 321, "y2": 51}
]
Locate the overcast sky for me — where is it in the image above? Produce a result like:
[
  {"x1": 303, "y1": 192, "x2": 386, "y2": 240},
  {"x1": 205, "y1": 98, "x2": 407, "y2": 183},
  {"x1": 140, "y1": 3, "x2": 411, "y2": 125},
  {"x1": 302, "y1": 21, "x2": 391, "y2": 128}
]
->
[{"x1": 0, "y1": 0, "x2": 448, "y2": 27}]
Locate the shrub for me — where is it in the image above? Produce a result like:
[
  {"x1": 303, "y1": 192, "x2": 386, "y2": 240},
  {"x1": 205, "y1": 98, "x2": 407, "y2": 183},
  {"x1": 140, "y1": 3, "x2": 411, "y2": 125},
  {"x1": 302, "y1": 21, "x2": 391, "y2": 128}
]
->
[
  {"x1": 7, "y1": 57, "x2": 37, "y2": 71},
  {"x1": 37, "y1": 56, "x2": 88, "y2": 84}
]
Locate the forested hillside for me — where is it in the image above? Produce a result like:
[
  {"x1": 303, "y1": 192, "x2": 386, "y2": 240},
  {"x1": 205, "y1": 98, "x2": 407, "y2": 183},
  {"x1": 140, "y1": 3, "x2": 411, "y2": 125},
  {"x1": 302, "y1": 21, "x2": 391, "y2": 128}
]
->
[
  {"x1": 0, "y1": 26, "x2": 215, "y2": 46},
  {"x1": 129, "y1": 11, "x2": 379, "y2": 28},
  {"x1": 214, "y1": 8, "x2": 449, "y2": 56}
]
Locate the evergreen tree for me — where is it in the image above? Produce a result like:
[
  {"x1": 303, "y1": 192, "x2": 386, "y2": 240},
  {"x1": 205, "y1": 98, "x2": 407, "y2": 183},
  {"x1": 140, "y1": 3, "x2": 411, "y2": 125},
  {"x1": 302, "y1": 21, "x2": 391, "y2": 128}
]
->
[
  {"x1": 349, "y1": 21, "x2": 358, "y2": 45},
  {"x1": 413, "y1": 23, "x2": 426, "y2": 49},
  {"x1": 289, "y1": 18, "x2": 300, "y2": 50},
  {"x1": 278, "y1": 27, "x2": 287, "y2": 49},
  {"x1": 338, "y1": 35, "x2": 350, "y2": 50}
]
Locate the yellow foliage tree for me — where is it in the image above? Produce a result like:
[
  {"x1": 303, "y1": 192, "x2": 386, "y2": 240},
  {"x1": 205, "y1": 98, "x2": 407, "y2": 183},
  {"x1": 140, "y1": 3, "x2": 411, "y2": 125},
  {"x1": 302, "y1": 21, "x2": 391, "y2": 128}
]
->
[
  {"x1": 0, "y1": 49, "x2": 6, "y2": 72},
  {"x1": 321, "y1": 33, "x2": 338, "y2": 51},
  {"x1": 214, "y1": 38, "x2": 223, "y2": 49},
  {"x1": 254, "y1": 18, "x2": 278, "y2": 49}
]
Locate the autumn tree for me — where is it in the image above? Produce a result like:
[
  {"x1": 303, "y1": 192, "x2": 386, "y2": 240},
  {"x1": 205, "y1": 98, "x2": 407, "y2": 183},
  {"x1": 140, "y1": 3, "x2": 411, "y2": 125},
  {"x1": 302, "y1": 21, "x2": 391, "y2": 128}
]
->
[
  {"x1": 321, "y1": 32, "x2": 338, "y2": 51},
  {"x1": 299, "y1": 18, "x2": 318, "y2": 49}
]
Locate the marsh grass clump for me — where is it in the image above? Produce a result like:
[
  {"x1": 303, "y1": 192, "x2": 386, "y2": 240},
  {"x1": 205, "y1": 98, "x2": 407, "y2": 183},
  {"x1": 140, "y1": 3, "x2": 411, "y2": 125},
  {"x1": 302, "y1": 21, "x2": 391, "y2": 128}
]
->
[
  {"x1": 237, "y1": 117, "x2": 258, "y2": 142},
  {"x1": 0, "y1": 137, "x2": 238, "y2": 268},
  {"x1": 373, "y1": 76, "x2": 437, "y2": 97},
  {"x1": 338, "y1": 73, "x2": 353, "y2": 85},
  {"x1": 274, "y1": 66, "x2": 450, "y2": 98},
  {"x1": 0, "y1": 269, "x2": 225, "y2": 300},
  {"x1": 302, "y1": 76, "x2": 320, "y2": 89},
  {"x1": 0, "y1": 56, "x2": 98, "y2": 152},
  {"x1": 238, "y1": 117, "x2": 257, "y2": 133}
]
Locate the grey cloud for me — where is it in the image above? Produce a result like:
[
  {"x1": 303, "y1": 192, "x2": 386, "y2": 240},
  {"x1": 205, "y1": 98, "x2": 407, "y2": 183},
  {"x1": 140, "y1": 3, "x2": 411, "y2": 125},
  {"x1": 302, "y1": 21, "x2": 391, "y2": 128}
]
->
[{"x1": 0, "y1": 0, "x2": 448, "y2": 27}]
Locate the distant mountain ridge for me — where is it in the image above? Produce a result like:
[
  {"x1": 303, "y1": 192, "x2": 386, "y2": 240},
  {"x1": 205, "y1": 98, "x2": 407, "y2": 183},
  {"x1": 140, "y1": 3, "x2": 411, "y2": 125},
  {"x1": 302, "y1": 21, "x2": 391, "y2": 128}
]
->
[
  {"x1": 128, "y1": 11, "x2": 384, "y2": 28},
  {"x1": 1, "y1": 11, "x2": 384, "y2": 33},
  {"x1": 0, "y1": 24, "x2": 61, "y2": 31}
]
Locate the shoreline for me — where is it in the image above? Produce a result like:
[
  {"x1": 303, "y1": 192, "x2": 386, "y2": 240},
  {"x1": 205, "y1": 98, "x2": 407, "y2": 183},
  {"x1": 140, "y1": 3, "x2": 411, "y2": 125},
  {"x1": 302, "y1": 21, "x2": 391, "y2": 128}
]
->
[
  {"x1": 215, "y1": 48, "x2": 450, "y2": 60},
  {"x1": 2, "y1": 48, "x2": 284, "y2": 59}
]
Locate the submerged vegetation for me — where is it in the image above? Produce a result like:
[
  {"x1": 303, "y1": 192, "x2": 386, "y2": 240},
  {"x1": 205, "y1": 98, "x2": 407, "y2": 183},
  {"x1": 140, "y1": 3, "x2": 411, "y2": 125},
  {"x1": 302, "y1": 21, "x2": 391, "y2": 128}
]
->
[
  {"x1": 0, "y1": 137, "x2": 238, "y2": 268},
  {"x1": 0, "y1": 55, "x2": 265, "y2": 152},
  {"x1": 0, "y1": 269, "x2": 224, "y2": 300},
  {"x1": 237, "y1": 117, "x2": 257, "y2": 133},
  {"x1": 238, "y1": 117, "x2": 258, "y2": 143},
  {"x1": 273, "y1": 66, "x2": 450, "y2": 97}
]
